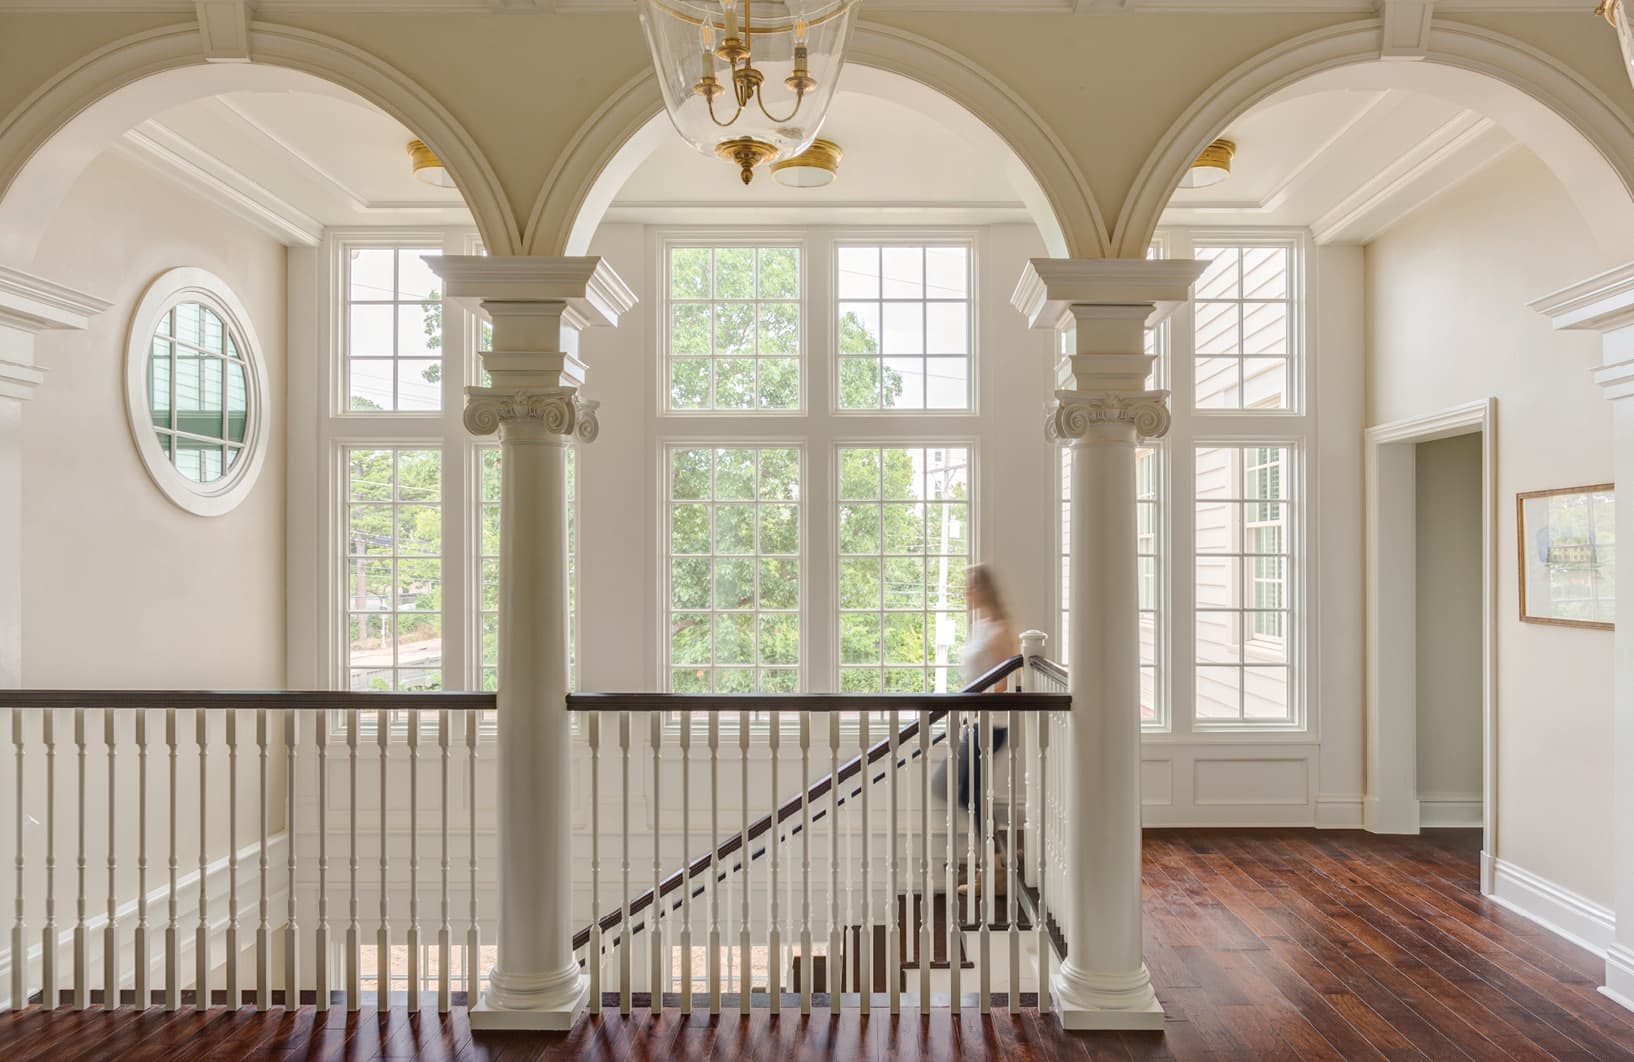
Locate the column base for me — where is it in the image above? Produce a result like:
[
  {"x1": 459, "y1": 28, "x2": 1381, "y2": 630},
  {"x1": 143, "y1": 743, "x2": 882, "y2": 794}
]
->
[
  {"x1": 468, "y1": 968, "x2": 588, "y2": 1031},
  {"x1": 1051, "y1": 962, "x2": 1166, "y2": 1031},
  {"x1": 1602, "y1": 942, "x2": 1634, "y2": 1015}
]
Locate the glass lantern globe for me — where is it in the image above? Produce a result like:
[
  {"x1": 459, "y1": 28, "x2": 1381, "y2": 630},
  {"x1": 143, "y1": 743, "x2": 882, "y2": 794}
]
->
[{"x1": 638, "y1": 0, "x2": 860, "y2": 184}]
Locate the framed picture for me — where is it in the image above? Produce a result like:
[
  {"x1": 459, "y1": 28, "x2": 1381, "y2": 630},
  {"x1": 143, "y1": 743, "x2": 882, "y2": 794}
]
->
[{"x1": 1516, "y1": 483, "x2": 1615, "y2": 630}]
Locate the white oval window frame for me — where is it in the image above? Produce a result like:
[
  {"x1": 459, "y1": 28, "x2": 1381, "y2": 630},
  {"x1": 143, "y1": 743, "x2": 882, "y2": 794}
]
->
[{"x1": 124, "y1": 267, "x2": 270, "y2": 517}]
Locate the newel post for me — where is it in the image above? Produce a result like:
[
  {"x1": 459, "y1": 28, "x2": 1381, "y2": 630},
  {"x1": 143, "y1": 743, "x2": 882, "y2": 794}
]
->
[
  {"x1": 1531, "y1": 264, "x2": 1634, "y2": 1013},
  {"x1": 425, "y1": 256, "x2": 635, "y2": 1030},
  {"x1": 1012, "y1": 257, "x2": 1202, "y2": 1031}
]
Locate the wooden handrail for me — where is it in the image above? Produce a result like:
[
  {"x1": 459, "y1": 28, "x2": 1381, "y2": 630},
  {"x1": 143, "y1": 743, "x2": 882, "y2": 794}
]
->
[
  {"x1": 570, "y1": 654, "x2": 1059, "y2": 952},
  {"x1": 0, "y1": 690, "x2": 496, "y2": 710},
  {"x1": 566, "y1": 691, "x2": 1065, "y2": 713}
]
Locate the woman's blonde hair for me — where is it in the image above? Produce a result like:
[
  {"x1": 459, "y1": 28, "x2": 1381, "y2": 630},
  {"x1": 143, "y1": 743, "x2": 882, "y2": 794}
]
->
[{"x1": 966, "y1": 564, "x2": 1009, "y2": 620}]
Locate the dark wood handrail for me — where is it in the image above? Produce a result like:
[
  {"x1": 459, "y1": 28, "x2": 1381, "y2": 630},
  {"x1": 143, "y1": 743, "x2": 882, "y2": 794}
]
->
[
  {"x1": 570, "y1": 655, "x2": 1063, "y2": 952},
  {"x1": 566, "y1": 691, "x2": 1065, "y2": 713},
  {"x1": 0, "y1": 690, "x2": 497, "y2": 710}
]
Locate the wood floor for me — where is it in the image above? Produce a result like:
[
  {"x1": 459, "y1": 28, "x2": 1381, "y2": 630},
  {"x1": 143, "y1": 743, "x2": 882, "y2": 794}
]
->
[{"x1": 4, "y1": 829, "x2": 1632, "y2": 1060}]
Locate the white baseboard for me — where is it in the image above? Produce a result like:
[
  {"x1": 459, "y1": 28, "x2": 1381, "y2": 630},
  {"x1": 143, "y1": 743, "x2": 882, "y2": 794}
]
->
[
  {"x1": 1315, "y1": 795, "x2": 1363, "y2": 829},
  {"x1": 1603, "y1": 943, "x2": 1634, "y2": 1014},
  {"x1": 1418, "y1": 793, "x2": 1483, "y2": 828},
  {"x1": 1489, "y1": 857, "x2": 1615, "y2": 958}
]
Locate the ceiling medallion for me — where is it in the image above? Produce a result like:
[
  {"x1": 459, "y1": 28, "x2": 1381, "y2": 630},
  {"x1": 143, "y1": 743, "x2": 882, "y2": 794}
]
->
[{"x1": 638, "y1": 1, "x2": 860, "y2": 185}]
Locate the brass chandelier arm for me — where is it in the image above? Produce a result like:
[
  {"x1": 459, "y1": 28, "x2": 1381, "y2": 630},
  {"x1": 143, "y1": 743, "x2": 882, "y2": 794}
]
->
[
  {"x1": 756, "y1": 86, "x2": 806, "y2": 124},
  {"x1": 705, "y1": 89, "x2": 747, "y2": 128}
]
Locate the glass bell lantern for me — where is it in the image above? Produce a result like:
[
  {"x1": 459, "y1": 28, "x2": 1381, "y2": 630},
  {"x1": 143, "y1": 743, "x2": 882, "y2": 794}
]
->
[{"x1": 637, "y1": 0, "x2": 860, "y2": 184}]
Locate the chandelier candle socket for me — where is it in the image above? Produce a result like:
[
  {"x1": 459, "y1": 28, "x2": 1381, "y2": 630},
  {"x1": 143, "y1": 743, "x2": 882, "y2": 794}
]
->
[{"x1": 639, "y1": 0, "x2": 859, "y2": 184}]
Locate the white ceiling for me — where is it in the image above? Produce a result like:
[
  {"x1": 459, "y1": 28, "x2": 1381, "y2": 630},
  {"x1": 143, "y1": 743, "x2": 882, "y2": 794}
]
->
[{"x1": 115, "y1": 77, "x2": 1520, "y2": 247}]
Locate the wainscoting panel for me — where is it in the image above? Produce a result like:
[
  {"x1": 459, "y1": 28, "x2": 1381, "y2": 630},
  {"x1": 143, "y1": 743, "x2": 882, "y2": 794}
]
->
[{"x1": 1139, "y1": 741, "x2": 1319, "y2": 827}]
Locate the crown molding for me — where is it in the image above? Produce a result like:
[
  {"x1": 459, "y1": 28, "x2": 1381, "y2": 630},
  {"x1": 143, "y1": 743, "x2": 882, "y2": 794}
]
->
[
  {"x1": 118, "y1": 120, "x2": 324, "y2": 246},
  {"x1": 1309, "y1": 108, "x2": 1515, "y2": 243},
  {"x1": 0, "y1": 266, "x2": 111, "y2": 333},
  {"x1": 1531, "y1": 260, "x2": 1634, "y2": 332}
]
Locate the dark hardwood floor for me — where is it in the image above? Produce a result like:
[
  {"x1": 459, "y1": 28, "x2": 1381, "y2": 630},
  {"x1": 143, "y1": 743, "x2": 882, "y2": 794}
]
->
[{"x1": 4, "y1": 829, "x2": 1632, "y2": 1060}]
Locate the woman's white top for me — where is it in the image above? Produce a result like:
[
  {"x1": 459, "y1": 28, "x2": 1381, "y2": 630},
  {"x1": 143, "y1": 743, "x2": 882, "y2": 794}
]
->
[{"x1": 964, "y1": 614, "x2": 1009, "y2": 684}]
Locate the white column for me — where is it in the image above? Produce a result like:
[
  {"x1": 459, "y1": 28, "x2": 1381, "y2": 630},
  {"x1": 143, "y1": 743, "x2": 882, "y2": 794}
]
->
[
  {"x1": 425, "y1": 256, "x2": 635, "y2": 1030},
  {"x1": 1012, "y1": 258, "x2": 1202, "y2": 1031},
  {"x1": 1532, "y1": 262, "x2": 1634, "y2": 1013}
]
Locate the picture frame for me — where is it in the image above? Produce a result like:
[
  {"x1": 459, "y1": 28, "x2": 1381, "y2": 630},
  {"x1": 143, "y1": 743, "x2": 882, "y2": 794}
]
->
[{"x1": 1516, "y1": 483, "x2": 1615, "y2": 630}]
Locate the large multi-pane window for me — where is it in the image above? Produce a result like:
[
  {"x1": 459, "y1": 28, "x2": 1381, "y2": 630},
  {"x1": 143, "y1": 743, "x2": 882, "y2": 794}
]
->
[
  {"x1": 838, "y1": 446, "x2": 971, "y2": 693},
  {"x1": 666, "y1": 446, "x2": 802, "y2": 693},
  {"x1": 1193, "y1": 242, "x2": 1294, "y2": 410},
  {"x1": 836, "y1": 244, "x2": 972, "y2": 411},
  {"x1": 666, "y1": 244, "x2": 802, "y2": 411},
  {"x1": 345, "y1": 246, "x2": 443, "y2": 412},
  {"x1": 1194, "y1": 444, "x2": 1292, "y2": 723},
  {"x1": 1060, "y1": 446, "x2": 1162, "y2": 723},
  {"x1": 346, "y1": 447, "x2": 443, "y2": 691}
]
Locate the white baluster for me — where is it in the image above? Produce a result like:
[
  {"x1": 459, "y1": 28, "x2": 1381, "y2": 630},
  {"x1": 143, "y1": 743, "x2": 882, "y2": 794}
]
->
[
  {"x1": 347, "y1": 711, "x2": 361, "y2": 1012},
  {"x1": 257, "y1": 708, "x2": 271, "y2": 1011},
  {"x1": 132, "y1": 709, "x2": 149, "y2": 1009},
  {"x1": 10, "y1": 711, "x2": 24, "y2": 1012},
  {"x1": 917, "y1": 708, "x2": 930, "y2": 1010},
  {"x1": 1008, "y1": 705, "x2": 1020, "y2": 1015},
  {"x1": 437, "y1": 712, "x2": 452, "y2": 1015},
  {"x1": 1037, "y1": 713, "x2": 1050, "y2": 1014},
  {"x1": 678, "y1": 710, "x2": 691, "y2": 1017},
  {"x1": 828, "y1": 713, "x2": 840, "y2": 1015},
  {"x1": 39, "y1": 711, "x2": 58, "y2": 1009},
  {"x1": 768, "y1": 710, "x2": 781, "y2": 1015},
  {"x1": 407, "y1": 709, "x2": 420, "y2": 1014},
  {"x1": 163, "y1": 710, "x2": 176, "y2": 1011},
  {"x1": 316, "y1": 714, "x2": 331, "y2": 1013},
  {"x1": 737, "y1": 709, "x2": 750, "y2": 1015},
  {"x1": 226, "y1": 711, "x2": 241, "y2": 1009},
  {"x1": 648, "y1": 711, "x2": 662, "y2": 1014},
  {"x1": 103, "y1": 709, "x2": 119, "y2": 1010},
  {"x1": 798, "y1": 712, "x2": 811, "y2": 1017},
  {"x1": 707, "y1": 713, "x2": 721, "y2": 1016},
  {"x1": 618, "y1": 711, "x2": 631, "y2": 1016},
  {"x1": 73, "y1": 708, "x2": 87, "y2": 1011},
  {"x1": 195, "y1": 709, "x2": 209, "y2": 1012},
  {"x1": 587, "y1": 714, "x2": 601, "y2": 1016},
  {"x1": 465, "y1": 710, "x2": 479, "y2": 1008},
  {"x1": 946, "y1": 709, "x2": 959, "y2": 1016},
  {"x1": 858, "y1": 711, "x2": 872, "y2": 1014},
  {"x1": 886, "y1": 710, "x2": 899, "y2": 1016},
  {"x1": 980, "y1": 707, "x2": 993, "y2": 1015},
  {"x1": 377, "y1": 707, "x2": 391, "y2": 1006},
  {"x1": 286, "y1": 711, "x2": 300, "y2": 1010}
]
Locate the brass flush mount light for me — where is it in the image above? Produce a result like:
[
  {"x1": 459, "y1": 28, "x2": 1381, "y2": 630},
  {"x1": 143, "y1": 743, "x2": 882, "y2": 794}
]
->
[
  {"x1": 638, "y1": 0, "x2": 860, "y2": 185},
  {"x1": 770, "y1": 138, "x2": 842, "y2": 187},
  {"x1": 407, "y1": 139, "x2": 456, "y2": 188},
  {"x1": 1179, "y1": 138, "x2": 1235, "y2": 189}
]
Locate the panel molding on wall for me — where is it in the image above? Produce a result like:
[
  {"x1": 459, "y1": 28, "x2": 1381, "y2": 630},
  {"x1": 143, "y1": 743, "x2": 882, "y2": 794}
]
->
[{"x1": 1140, "y1": 741, "x2": 1319, "y2": 827}]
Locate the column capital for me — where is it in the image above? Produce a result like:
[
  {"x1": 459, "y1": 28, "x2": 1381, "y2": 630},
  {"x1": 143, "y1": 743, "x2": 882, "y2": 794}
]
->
[
  {"x1": 0, "y1": 266, "x2": 110, "y2": 402},
  {"x1": 1530, "y1": 261, "x2": 1634, "y2": 402},
  {"x1": 1045, "y1": 389, "x2": 1171, "y2": 443},
  {"x1": 1011, "y1": 257, "x2": 1205, "y2": 333},
  {"x1": 463, "y1": 387, "x2": 599, "y2": 444}
]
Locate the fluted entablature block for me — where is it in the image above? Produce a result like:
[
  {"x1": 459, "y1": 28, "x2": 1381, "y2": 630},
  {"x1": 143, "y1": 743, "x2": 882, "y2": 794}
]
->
[{"x1": 1010, "y1": 258, "x2": 1206, "y2": 334}]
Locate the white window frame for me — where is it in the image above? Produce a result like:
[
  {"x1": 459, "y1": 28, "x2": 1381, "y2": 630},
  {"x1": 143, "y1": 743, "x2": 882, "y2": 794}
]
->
[
  {"x1": 1189, "y1": 233, "x2": 1305, "y2": 415},
  {"x1": 124, "y1": 267, "x2": 271, "y2": 517},
  {"x1": 831, "y1": 234, "x2": 979, "y2": 416},
  {"x1": 657, "y1": 232, "x2": 809, "y2": 417}
]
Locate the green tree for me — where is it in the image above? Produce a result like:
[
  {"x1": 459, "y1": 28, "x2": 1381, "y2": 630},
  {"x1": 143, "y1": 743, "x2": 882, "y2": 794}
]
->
[{"x1": 420, "y1": 292, "x2": 442, "y2": 384}]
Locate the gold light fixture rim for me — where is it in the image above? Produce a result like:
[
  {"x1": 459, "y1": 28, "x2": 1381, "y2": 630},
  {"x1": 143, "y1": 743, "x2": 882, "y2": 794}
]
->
[
  {"x1": 1192, "y1": 138, "x2": 1236, "y2": 173},
  {"x1": 715, "y1": 135, "x2": 781, "y2": 184},
  {"x1": 407, "y1": 138, "x2": 444, "y2": 174},
  {"x1": 770, "y1": 137, "x2": 843, "y2": 177},
  {"x1": 646, "y1": 0, "x2": 856, "y2": 35}
]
